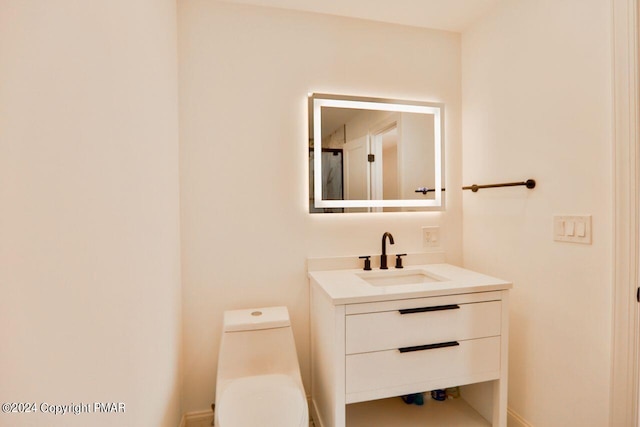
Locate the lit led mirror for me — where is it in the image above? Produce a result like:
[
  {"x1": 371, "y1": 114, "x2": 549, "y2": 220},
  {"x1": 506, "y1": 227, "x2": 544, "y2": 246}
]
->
[{"x1": 308, "y1": 93, "x2": 444, "y2": 213}]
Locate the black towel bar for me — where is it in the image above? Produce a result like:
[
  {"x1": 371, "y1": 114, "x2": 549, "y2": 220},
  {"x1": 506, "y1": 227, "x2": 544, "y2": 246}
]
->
[{"x1": 462, "y1": 179, "x2": 536, "y2": 192}]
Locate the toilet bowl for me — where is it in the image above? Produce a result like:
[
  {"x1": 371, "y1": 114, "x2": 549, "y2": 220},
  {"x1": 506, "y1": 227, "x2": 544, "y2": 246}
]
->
[{"x1": 215, "y1": 306, "x2": 308, "y2": 427}]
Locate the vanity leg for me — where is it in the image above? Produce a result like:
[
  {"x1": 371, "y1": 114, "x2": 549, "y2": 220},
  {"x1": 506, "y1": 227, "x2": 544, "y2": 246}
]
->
[
  {"x1": 311, "y1": 286, "x2": 346, "y2": 427},
  {"x1": 492, "y1": 379, "x2": 507, "y2": 426},
  {"x1": 493, "y1": 290, "x2": 509, "y2": 426}
]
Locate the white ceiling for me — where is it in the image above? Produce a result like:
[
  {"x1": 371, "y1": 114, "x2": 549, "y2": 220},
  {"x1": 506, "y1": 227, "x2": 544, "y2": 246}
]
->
[{"x1": 219, "y1": 0, "x2": 502, "y2": 32}]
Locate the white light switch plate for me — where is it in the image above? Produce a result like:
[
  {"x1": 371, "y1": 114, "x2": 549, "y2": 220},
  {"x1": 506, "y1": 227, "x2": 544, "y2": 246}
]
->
[{"x1": 553, "y1": 215, "x2": 592, "y2": 244}]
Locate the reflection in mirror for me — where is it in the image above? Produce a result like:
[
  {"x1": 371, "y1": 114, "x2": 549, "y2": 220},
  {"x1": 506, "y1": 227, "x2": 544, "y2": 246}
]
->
[{"x1": 308, "y1": 94, "x2": 444, "y2": 213}]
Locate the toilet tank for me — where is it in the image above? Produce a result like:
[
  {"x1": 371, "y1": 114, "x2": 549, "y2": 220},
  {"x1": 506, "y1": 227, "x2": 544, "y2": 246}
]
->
[{"x1": 218, "y1": 307, "x2": 301, "y2": 380}]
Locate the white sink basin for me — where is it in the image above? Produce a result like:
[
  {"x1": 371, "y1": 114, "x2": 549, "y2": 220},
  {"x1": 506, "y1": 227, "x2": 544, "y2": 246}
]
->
[
  {"x1": 308, "y1": 263, "x2": 513, "y2": 304},
  {"x1": 357, "y1": 269, "x2": 444, "y2": 286}
]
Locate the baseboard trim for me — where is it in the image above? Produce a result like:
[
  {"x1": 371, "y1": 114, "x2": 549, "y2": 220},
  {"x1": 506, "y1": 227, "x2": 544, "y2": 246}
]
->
[
  {"x1": 309, "y1": 398, "x2": 323, "y2": 427},
  {"x1": 180, "y1": 409, "x2": 214, "y2": 427},
  {"x1": 507, "y1": 407, "x2": 532, "y2": 427}
]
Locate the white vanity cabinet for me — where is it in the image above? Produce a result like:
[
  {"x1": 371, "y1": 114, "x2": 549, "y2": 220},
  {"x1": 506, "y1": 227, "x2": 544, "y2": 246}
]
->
[{"x1": 309, "y1": 264, "x2": 511, "y2": 427}]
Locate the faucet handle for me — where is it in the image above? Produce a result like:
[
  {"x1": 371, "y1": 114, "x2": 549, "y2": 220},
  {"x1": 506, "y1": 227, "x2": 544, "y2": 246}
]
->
[
  {"x1": 395, "y1": 254, "x2": 407, "y2": 269},
  {"x1": 358, "y1": 256, "x2": 372, "y2": 271}
]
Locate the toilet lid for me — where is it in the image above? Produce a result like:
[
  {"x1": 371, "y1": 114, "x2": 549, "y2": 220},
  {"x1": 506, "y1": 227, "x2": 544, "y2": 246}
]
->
[{"x1": 218, "y1": 374, "x2": 307, "y2": 427}]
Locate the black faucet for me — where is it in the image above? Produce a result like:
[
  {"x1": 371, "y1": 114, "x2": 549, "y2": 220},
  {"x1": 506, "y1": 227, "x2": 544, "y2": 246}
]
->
[{"x1": 380, "y1": 232, "x2": 395, "y2": 269}]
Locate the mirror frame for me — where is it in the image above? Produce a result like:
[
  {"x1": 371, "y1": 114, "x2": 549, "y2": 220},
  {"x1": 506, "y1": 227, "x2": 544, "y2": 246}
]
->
[{"x1": 309, "y1": 93, "x2": 444, "y2": 211}]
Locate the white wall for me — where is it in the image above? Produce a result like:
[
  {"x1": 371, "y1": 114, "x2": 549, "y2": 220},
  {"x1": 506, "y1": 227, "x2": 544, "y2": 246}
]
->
[
  {"x1": 0, "y1": 1, "x2": 182, "y2": 426},
  {"x1": 462, "y1": 1, "x2": 612, "y2": 425},
  {"x1": 178, "y1": 1, "x2": 463, "y2": 412}
]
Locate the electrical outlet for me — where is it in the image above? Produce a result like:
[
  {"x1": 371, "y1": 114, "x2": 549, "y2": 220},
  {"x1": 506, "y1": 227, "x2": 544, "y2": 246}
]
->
[{"x1": 422, "y1": 226, "x2": 441, "y2": 248}]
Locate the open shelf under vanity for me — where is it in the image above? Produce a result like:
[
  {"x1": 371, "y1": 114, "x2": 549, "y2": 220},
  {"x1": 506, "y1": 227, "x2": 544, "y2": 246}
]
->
[{"x1": 346, "y1": 395, "x2": 490, "y2": 427}]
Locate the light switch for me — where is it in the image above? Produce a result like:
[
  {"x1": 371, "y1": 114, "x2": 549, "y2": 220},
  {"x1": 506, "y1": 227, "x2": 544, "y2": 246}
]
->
[{"x1": 554, "y1": 215, "x2": 592, "y2": 244}]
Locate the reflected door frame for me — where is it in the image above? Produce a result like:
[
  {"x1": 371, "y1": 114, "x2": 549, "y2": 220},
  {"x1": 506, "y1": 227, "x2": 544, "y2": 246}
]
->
[{"x1": 370, "y1": 120, "x2": 400, "y2": 213}]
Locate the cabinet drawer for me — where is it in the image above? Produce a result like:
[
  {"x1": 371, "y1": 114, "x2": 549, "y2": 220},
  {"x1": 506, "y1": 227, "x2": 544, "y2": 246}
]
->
[
  {"x1": 346, "y1": 300, "x2": 501, "y2": 354},
  {"x1": 345, "y1": 336, "x2": 501, "y2": 397}
]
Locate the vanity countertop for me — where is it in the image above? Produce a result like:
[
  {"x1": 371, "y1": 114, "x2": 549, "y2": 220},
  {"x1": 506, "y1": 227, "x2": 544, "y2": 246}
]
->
[{"x1": 308, "y1": 263, "x2": 512, "y2": 305}]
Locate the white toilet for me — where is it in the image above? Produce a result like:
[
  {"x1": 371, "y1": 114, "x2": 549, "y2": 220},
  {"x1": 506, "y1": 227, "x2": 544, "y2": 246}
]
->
[{"x1": 215, "y1": 306, "x2": 308, "y2": 427}]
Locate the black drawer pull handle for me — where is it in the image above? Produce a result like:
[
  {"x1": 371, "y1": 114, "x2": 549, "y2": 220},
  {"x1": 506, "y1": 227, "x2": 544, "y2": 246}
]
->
[
  {"x1": 399, "y1": 341, "x2": 460, "y2": 353},
  {"x1": 399, "y1": 304, "x2": 460, "y2": 315}
]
